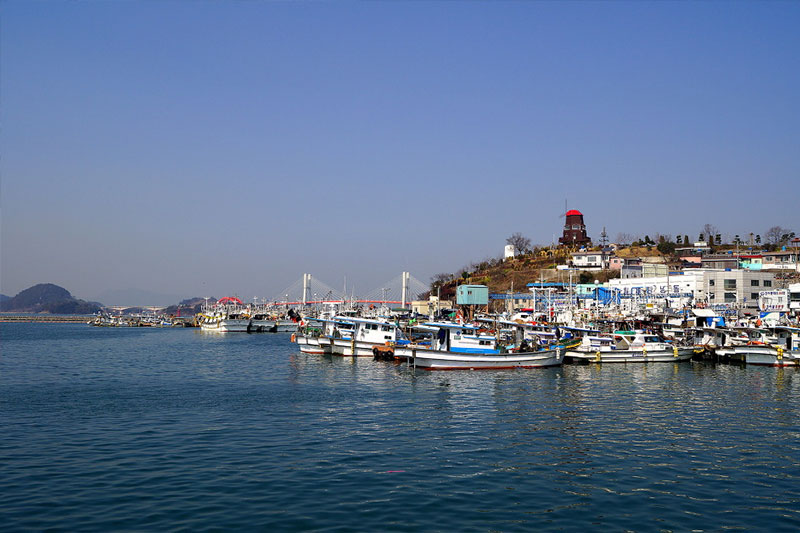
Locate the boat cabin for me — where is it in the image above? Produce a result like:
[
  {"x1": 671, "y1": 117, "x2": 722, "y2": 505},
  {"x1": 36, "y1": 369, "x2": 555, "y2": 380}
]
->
[
  {"x1": 613, "y1": 331, "x2": 669, "y2": 350},
  {"x1": 322, "y1": 318, "x2": 356, "y2": 340},
  {"x1": 423, "y1": 322, "x2": 499, "y2": 354},
  {"x1": 348, "y1": 317, "x2": 403, "y2": 344}
]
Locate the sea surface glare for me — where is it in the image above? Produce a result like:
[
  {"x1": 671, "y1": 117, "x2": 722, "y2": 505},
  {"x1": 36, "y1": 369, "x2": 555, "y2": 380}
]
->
[{"x1": 2, "y1": 323, "x2": 800, "y2": 531}]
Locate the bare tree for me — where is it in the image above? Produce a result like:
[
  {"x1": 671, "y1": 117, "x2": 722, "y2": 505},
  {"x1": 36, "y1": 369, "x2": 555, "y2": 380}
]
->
[
  {"x1": 702, "y1": 224, "x2": 719, "y2": 241},
  {"x1": 506, "y1": 232, "x2": 532, "y2": 254},
  {"x1": 430, "y1": 273, "x2": 453, "y2": 290},
  {"x1": 615, "y1": 232, "x2": 636, "y2": 245},
  {"x1": 765, "y1": 226, "x2": 788, "y2": 245}
]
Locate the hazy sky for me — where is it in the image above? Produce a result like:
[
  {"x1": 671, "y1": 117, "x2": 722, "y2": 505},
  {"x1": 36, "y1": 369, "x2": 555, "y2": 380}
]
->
[{"x1": 2, "y1": 1, "x2": 799, "y2": 303}]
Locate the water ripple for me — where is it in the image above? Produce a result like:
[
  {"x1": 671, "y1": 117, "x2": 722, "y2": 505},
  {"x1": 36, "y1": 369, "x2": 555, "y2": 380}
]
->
[{"x1": 2, "y1": 324, "x2": 800, "y2": 530}]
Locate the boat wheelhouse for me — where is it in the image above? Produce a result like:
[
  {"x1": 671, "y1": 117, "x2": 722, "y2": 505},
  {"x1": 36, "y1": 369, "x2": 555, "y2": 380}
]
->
[
  {"x1": 566, "y1": 330, "x2": 694, "y2": 363},
  {"x1": 198, "y1": 297, "x2": 250, "y2": 332},
  {"x1": 322, "y1": 316, "x2": 405, "y2": 357},
  {"x1": 733, "y1": 326, "x2": 800, "y2": 366},
  {"x1": 393, "y1": 321, "x2": 564, "y2": 370}
]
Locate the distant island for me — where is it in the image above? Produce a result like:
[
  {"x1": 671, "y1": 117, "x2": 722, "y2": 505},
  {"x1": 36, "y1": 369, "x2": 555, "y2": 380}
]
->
[{"x1": 0, "y1": 283, "x2": 103, "y2": 314}]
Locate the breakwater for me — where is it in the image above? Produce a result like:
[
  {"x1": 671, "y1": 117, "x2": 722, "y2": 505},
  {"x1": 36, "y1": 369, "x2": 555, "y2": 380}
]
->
[{"x1": 0, "y1": 314, "x2": 91, "y2": 323}]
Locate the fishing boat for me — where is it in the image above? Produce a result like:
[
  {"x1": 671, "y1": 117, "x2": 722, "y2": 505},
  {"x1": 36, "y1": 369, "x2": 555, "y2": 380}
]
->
[
  {"x1": 249, "y1": 303, "x2": 276, "y2": 332},
  {"x1": 274, "y1": 318, "x2": 299, "y2": 333},
  {"x1": 197, "y1": 297, "x2": 250, "y2": 332},
  {"x1": 318, "y1": 316, "x2": 406, "y2": 357},
  {"x1": 566, "y1": 330, "x2": 694, "y2": 363},
  {"x1": 393, "y1": 322, "x2": 564, "y2": 370},
  {"x1": 293, "y1": 319, "x2": 326, "y2": 354},
  {"x1": 314, "y1": 318, "x2": 356, "y2": 355},
  {"x1": 733, "y1": 326, "x2": 800, "y2": 366}
]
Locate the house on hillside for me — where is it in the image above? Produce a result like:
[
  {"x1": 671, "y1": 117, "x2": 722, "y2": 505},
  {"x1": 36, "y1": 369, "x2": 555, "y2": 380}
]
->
[{"x1": 569, "y1": 250, "x2": 613, "y2": 270}]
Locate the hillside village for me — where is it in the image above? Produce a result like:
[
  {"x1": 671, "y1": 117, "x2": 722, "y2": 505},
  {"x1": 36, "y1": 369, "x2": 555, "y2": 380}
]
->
[{"x1": 427, "y1": 209, "x2": 800, "y2": 316}]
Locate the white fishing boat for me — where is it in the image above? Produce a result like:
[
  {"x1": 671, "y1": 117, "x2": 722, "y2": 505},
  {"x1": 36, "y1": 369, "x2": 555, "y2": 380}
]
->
[
  {"x1": 321, "y1": 316, "x2": 405, "y2": 357},
  {"x1": 733, "y1": 326, "x2": 800, "y2": 366},
  {"x1": 198, "y1": 297, "x2": 250, "y2": 332},
  {"x1": 293, "y1": 319, "x2": 326, "y2": 354},
  {"x1": 393, "y1": 322, "x2": 564, "y2": 370},
  {"x1": 314, "y1": 318, "x2": 356, "y2": 355},
  {"x1": 566, "y1": 330, "x2": 694, "y2": 363}
]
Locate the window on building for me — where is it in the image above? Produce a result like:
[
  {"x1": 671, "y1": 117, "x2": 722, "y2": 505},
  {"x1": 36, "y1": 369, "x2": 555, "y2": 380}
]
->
[
  {"x1": 724, "y1": 279, "x2": 737, "y2": 290},
  {"x1": 724, "y1": 292, "x2": 736, "y2": 302},
  {"x1": 751, "y1": 293, "x2": 759, "y2": 301},
  {"x1": 751, "y1": 280, "x2": 759, "y2": 286},
  {"x1": 709, "y1": 279, "x2": 715, "y2": 286},
  {"x1": 764, "y1": 280, "x2": 772, "y2": 287},
  {"x1": 709, "y1": 293, "x2": 715, "y2": 300}
]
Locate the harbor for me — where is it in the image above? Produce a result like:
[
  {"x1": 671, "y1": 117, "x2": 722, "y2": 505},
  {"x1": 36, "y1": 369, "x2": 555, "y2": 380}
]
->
[
  {"x1": 79, "y1": 230, "x2": 800, "y2": 369},
  {"x1": 3, "y1": 320, "x2": 799, "y2": 531}
]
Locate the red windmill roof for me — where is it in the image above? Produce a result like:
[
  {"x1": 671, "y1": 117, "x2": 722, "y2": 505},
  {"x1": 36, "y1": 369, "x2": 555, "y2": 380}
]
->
[{"x1": 565, "y1": 209, "x2": 583, "y2": 216}]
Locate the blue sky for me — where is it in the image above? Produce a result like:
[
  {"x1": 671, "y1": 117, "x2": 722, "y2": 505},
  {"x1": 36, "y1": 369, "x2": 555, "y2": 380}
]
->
[{"x1": 2, "y1": 1, "x2": 798, "y2": 304}]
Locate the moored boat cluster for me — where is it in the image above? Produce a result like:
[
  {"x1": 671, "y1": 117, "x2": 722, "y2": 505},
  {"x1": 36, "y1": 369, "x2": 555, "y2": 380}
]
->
[{"x1": 293, "y1": 301, "x2": 800, "y2": 370}]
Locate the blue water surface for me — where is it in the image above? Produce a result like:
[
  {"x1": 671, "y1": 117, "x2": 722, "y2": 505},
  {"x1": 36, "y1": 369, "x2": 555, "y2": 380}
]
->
[{"x1": 2, "y1": 322, "x2": 799, "y2": 531}]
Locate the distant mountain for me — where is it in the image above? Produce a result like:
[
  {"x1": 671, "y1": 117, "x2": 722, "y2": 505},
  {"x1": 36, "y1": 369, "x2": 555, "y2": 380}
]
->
[
  {"x1": 0, "y1": 294, "x2": 9, "y2": 303},
  {"x1": 0, "y1": 283, "x2": 102, "y2": 314},
  {"x1": 94, "y1": 288, "x2": 189, "y2": 308},
  {"x1": 163, "y1": 297, "x2": 215, "y2": 316}
]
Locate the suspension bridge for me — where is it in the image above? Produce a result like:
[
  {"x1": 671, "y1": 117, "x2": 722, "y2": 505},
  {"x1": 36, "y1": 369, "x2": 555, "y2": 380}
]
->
[{"x1": 269, "y1": 272, "x2": 430, "y2": 307}]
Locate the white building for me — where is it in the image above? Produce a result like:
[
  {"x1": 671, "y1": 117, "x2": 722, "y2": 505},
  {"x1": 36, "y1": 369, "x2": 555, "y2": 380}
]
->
[
  {"x1": 791, "y1": 283, "x2": 800, "y2": 315},
  {"x1": 607, "y1": 269, "x2": 776, "y2": 312},
  {"x1": 569, "y1": 251, "x2": 612, "y2": 270},
  {"x1": 762, "y1": 250, "x2": 799, "y2": 271}
]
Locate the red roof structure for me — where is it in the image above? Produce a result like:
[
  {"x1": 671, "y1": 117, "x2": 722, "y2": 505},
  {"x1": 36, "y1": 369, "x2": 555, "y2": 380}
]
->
[{"x1": 559, "y1": 209, "x2": 591, "y2": 246}]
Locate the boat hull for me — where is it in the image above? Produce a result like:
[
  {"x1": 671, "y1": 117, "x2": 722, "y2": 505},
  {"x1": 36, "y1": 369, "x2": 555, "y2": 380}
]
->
[
  {"x1": 566, "y1": 347, "x2": 694, "y2": 363},
  {"x1": 734, "y1": 346, "x2": 800, "y2": 366},
  {"x1": 200, "y1": 319, "x2": 250, "y2": 332},
  {"x1": 296, "y1": 335, "x2": 326, "y2": 354},
  {"x1": 327, "y1": 338, "x2": 390, "y2": 357},
  {"x1": 274, "y1": 320, "x2": 298, "y2": 333},
  {"x1": 394, "y1": 347, "x2": 563, "y2": 370},
  {"x1": 249, "y1": 319, "x2": 276, "y2": 332}
]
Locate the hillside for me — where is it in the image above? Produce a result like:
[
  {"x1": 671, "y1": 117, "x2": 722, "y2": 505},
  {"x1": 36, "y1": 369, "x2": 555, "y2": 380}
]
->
[
  {"x1": 431, "y1": 248, "x2": 628, "y2": 300},
  {"x1": 0, "y1": 283, "x2": 103, "y2": 314},
  {"x1": 163, "y1": 297, "x2": 212, "y2": 316}
]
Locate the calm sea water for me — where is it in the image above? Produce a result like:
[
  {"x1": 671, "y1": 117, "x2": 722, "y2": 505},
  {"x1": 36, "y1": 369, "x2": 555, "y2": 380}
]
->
[{"x1": 2, "y1": 322, "x2": 799, "y2": 531}]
